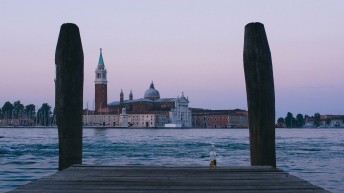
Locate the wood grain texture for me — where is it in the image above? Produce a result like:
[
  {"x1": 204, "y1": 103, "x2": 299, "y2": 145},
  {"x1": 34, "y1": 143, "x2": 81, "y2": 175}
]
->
[
  {"x1": 243, "y1": 22, "x2": 276, "y2": 168},
  {"x1": 10, "y1": 165, "x2": 329, "y2": 193},
  {"x1": 55, "y1": 23, "x2": 84, "y2": 171}
]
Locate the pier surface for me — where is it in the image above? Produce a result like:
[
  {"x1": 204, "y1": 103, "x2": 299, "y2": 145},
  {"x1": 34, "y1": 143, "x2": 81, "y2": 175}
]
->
[{"x1": 11, "y1": 165, "x2": 329, "y2": 193}]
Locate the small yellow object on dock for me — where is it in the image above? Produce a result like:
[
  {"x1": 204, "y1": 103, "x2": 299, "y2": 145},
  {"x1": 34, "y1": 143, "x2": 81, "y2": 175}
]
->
[{"x1": 210, "y1": 160, "x2": 216, "y2": 167}]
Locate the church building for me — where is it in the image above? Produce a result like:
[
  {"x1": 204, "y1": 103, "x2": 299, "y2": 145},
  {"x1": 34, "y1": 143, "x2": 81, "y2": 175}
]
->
[{"x1": 84, "y1": 49, "x2": 192, "y2": 128}]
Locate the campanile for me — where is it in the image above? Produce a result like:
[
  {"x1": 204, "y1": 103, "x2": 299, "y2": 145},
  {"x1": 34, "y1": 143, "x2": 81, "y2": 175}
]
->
[{"x1": 94, "y1": 48, "x2": 107, "y2": 113}]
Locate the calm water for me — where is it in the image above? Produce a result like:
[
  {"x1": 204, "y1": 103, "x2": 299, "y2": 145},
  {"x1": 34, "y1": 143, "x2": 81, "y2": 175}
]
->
[{"x1": 0, "y1": 128, "x2": 343, "y2": 193}]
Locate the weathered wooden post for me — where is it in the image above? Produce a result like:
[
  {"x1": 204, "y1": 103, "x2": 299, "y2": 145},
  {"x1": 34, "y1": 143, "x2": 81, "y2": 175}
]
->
[
  {"x1": 55, "y1": 23, "x2": 84, "y2": 171},
  {"x1": 243, "y1": 22, "x2": 276, "y2": 168}
]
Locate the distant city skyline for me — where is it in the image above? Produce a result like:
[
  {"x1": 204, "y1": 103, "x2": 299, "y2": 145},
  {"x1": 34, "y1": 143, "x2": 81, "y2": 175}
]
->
[{"x1": 1, "y1": 0, "x2": 344, "y2": 118}]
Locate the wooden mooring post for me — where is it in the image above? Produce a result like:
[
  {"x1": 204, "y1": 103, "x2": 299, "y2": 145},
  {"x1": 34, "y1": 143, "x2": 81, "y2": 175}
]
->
[
  {"x1": 55, "y1": 23, "x2": 84, "y2": 171},
  {"x1": 243, "y1": 22, "x2": 276, "y2": 168}
]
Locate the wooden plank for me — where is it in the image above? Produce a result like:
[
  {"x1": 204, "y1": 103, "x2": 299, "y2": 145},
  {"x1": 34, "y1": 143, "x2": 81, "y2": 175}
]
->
[
  {"x1": 15, "y1": 181, "x2": 320, "y2": 190},
  {"x1": 71, "y1": 165, "x2": 278, "y2": 171},
  {"x1": 11, "y1": 185, "x2": 326, "y2": 191},
  {"x1": 9, "y1": 189, "x2": 329, "y2": 193},
  {"x1": 50, "y1": 170, "x2": 289, "y2": 176},
  {"x1": 45, "y1": 174, "x2": 295, "y2": 180},
  {"x1": 45, "y1": 175, "x2": 303, "y2": 181},
  {"x1": 10, "y1": 166, "x2": 330, "y2": 193}
]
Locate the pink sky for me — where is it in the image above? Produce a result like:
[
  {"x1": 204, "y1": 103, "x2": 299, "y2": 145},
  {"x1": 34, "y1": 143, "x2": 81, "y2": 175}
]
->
[{"x1": 1, "y1": 0, "x2": 344, "y2": 118}]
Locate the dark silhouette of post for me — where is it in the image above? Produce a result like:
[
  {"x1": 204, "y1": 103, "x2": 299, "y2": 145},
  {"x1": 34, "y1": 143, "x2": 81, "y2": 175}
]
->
[
  {"x1": 55, "y1": 23, "x2": 84, "y2": 171},
  {"x1": 243, "y1": 22, "x2": 276, "y2": 168}
]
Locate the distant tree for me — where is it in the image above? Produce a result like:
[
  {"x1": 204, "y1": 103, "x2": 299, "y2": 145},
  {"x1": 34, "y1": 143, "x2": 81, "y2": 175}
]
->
[
  {"x1": 2, "y1": 101, "x2": 14, "y2": 119},
  {"x1": 37, "y1": 103, "x2": 52, "y2": 126},
  {"x1": 13, "y1": 100, "x2": 24, "y2": 119},
  {"x1": 277, "y1": 117, "x2": 285, "y2": 126},
  {"x1": 314, "y1": 113, "x2": 321, "y2": 127},
  {"x1": 296, "y1": 114, "x2": 304, "y2": 127},
  {"x1": 285, "y1": 112, "x2": 296, "y2": 128},
  {"x1": 25, "y1": 104, "x2": 36, "y2": 120},
  {"x1": 13, "y1": 100, "x2": 24, "y2": 110},
  {"x1": 0, "y1": 107, "x2": 2, "y2": 119}
]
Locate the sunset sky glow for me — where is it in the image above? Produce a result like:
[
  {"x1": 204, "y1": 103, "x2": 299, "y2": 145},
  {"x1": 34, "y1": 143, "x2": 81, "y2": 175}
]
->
[{"x1": 1, "y1": 0, "x2": 344, "y2": 118}]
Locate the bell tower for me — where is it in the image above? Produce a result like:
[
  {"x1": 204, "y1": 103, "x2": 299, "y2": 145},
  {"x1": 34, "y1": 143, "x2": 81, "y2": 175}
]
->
[
  {"x1": 129, "y1": 90, "x2": 133, "y2": 100},
  {"x1": 95, "y1": 48, "x2": 108, "y2": 113},
  {"x1": 120, "y1": 89, "x2": 124, "y2": 102}
]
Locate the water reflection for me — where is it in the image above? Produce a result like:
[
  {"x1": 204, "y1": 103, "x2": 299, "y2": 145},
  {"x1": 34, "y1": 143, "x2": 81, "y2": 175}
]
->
[{"x1": 92, "y1": 128, "x2": 108, "y2": 138}]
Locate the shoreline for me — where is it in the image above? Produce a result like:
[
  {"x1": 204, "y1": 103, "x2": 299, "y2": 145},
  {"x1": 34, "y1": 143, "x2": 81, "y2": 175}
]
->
[{"x1": 1, "y1": 126, "x2": 344, "y2": 129}]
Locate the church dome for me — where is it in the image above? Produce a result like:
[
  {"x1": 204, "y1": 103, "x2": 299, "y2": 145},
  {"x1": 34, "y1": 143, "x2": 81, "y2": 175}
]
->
[{"x1": 144, "y1": 82, "x2": 160, "y2": 100}]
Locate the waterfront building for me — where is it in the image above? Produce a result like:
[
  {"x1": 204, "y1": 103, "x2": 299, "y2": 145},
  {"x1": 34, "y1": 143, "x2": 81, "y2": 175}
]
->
[
  {"x1": 0, "y1": 115, "x2": 35, "y2": 126},
  {"x1": 191, "y1": 109, "x2": 248, "y2": 128},
  {"x1": 127, "y1": 113, "x2": 167, "y2": 128},
  {"x1": 320, "y1": 114, "x2": 344, "y2": 127},
  {"x1": 83, "y1": 110, "x2": 168, "y2": 128},
  {"x1": 296, "y1": 114, "x2": 344, "y2": 128},
  {"x1": 304, "y1": 116, "x2": 315, "y2": 128}
]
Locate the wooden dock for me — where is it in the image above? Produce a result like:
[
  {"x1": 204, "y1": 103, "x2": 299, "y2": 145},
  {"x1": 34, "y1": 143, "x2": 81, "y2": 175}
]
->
[{"x1": 10, "y1": 165, "x2": 329, "y2": 193}]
